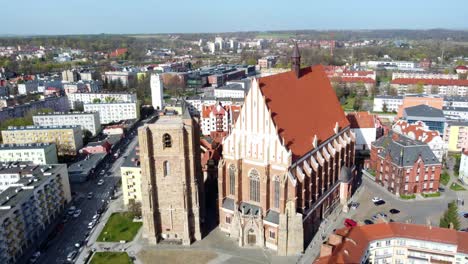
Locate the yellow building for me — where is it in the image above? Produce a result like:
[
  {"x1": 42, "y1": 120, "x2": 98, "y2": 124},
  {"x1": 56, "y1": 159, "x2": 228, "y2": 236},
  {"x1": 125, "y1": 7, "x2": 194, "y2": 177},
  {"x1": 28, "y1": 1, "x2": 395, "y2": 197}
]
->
[
  {"x1": 444, "y1": 121, "x2": 468, "y2": 152},
  {"x1": 1, "y1": 125, "x2": 83, "y2": 156},
  {"x1": 121, "y1": 148, "x2": 142, "y2": 206}
]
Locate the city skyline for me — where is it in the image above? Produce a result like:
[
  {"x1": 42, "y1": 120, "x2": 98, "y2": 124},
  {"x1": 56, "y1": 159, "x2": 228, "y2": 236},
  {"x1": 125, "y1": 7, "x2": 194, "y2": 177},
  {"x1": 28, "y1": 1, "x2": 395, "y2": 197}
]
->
[{"x1": 2, "y1": 0, "x2": 468, "y2": 35}]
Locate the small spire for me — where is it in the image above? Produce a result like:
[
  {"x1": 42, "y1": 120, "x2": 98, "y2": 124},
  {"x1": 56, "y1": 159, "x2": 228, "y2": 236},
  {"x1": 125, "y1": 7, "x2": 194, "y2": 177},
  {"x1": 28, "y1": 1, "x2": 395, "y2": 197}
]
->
[{"x1": 291, "y1": 40, "x2": 301, "y2": 79}]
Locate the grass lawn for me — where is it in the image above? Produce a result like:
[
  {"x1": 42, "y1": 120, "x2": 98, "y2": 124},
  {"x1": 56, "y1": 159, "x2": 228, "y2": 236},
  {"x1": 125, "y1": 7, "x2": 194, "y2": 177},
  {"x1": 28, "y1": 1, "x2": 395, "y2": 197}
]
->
[
  {"x1": 90, "y1": 252, "x2": 132, "y2": 264},
  {"x1": 440, "y1": 171, "x2": 450, "y2": 186},
  {"x1": 342, "y1": 97, "x2": 355, "y2": 111},
  {"x1": 400, "y1": 194, "x2": 416, "y2": 200},
  {"x1": 97, "y1": 212, "x2": 142, "y2": 242},
  {"x1": 450, "y1": 182, "x2": 466, "y2": 191},
  {"x1": 422, "y1": 192, "x2": 441, "y2": 198}
]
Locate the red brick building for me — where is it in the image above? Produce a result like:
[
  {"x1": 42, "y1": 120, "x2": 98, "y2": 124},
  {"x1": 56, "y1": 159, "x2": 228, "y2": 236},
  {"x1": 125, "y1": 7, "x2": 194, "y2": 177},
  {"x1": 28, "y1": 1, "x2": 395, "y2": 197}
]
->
[
  {"x1": 218, "y1": 44, "x2": 356, "y2": 255},
  {"x1": 369, "y1": 132, "x2": 441, "y2": 195}
]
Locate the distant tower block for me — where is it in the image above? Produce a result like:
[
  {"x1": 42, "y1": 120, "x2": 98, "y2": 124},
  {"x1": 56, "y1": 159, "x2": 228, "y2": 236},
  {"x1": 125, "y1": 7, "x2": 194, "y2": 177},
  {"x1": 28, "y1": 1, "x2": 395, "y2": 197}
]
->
[{"x1": 150, "y1": 73, "x2": 164, "y2": 110}]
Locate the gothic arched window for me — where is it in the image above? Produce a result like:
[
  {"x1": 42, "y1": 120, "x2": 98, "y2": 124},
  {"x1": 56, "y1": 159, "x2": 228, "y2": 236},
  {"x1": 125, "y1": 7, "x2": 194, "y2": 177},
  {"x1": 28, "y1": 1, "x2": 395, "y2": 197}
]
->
[
  {"x1": 273, "y1": 176, "x2": 280, "y2": 209},
  {"x1": 229, "y1": 164, "x2": 236, "y2": 195},
  {"x1": 249, "y1": 169, "x2": 260, "y2": 203},
  {"x1": 163, "y1": 161, "x2": 170, "y2": 177},
  {"x1": 163, "y1": 134, "x2": 172, "y2": 148}
]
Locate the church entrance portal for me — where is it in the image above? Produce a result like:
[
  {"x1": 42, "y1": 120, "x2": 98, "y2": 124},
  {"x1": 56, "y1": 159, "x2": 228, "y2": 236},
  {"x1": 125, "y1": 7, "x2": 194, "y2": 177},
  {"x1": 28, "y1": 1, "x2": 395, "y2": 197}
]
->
[{"x1": 247, "y1": 229, "x2": 256, "y2": 245}]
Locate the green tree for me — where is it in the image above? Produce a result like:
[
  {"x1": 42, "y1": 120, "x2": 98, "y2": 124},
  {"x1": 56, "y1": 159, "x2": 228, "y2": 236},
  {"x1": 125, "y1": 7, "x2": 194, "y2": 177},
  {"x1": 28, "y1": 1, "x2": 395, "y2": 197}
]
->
[
  {"x1": 353, "y1": 96, "x2": 363, "y2": 111},
  {"x1": 439, "y1": 201, "x2": 460, "y2": 230},
  {"x1": 128, "y1": 199, "x2": 142, "y2": 218},
  {"x1": 92, "y1": 98, "x2": 101, "y2": 103}
]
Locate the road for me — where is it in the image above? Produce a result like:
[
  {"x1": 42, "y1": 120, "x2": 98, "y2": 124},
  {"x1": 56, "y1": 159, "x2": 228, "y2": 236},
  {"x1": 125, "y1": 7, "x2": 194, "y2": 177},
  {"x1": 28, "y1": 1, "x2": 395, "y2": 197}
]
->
[{"x1": 35, "y1": 122, "x2": 143, "y2": 264}]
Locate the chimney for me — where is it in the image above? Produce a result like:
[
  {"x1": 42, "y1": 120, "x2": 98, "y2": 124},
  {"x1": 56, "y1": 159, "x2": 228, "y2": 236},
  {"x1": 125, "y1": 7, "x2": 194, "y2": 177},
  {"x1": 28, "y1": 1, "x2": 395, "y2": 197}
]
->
[
  {"x1": 328, "y1": 234, "x2": 343, "y2": 246},
  {"x1": 291, "y1": 41, "x2": 301, "y2": 79},
  {"x1": 320, "y1": 244, "x2": 333, "y2": 257}
]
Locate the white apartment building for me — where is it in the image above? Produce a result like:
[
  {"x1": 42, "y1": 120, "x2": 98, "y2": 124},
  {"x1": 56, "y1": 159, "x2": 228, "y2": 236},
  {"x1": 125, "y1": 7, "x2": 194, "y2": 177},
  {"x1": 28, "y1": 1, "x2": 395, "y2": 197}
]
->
[
  {"x1": 0, "y1": 143, "x2": 58, "y2": 167},
  {"x1": 0, "y1": 163, "x2": 71, "y2": 264},
  {"x1": 363, "y1": 60, "x2": 417, "y2": 70},
  {"x1": 33, "y1": 111, "x2": 101, "y2": 136},
  {"x1": 84, "y1": 102, "x2": 139, "y2": 124},
  {"x1": 392, "y1": 72, "x2": 459, "y2": 80},
  {"x1": 373, "y1": 95, "x2": 404, "y2": 112},
  {"x1": 67, "y1": 92, "x2": 137, "y2": 109},
  {"x1": 213, "y1": 83, "x2": 246, "y2": 98},
  {"x1": 104, "y1": 70, "x2": 137, "y2": 86},
  {"x1": 460, "y1": 150, "x2": 468, "y2": 184}
]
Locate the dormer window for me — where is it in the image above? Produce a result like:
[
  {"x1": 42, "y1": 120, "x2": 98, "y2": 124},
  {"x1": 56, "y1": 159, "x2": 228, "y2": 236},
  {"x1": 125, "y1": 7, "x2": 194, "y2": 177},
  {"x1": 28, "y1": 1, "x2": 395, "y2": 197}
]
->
[{"x1": 163, "y1": 134, "x2": 172, "y2": 148}]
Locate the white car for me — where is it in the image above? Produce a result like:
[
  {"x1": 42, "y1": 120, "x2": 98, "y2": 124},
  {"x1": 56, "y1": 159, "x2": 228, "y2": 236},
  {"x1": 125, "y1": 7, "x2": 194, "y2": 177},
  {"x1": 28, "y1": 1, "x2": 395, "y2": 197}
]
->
[
  {"x1": 73, "y1": 209, "x2": 82, "y2": 218},
  {"x1": 97, "y1": 179, "x2": 104, "y2": 186},
  {"x1": 372, "y1": 197, "x2": 382, "y2": 203},
  {"x1": 92, "y1": 214, "x2": 100, "y2": 221},
  {"x1": 88, "y1": 220, "x2": 97, "y2": 229},
  {"x1": 66, "y1": 251, "x2": 77, "y2": 262},
  {"x1": 67, "y1": 206, "x2": 76, "y2": 216}
]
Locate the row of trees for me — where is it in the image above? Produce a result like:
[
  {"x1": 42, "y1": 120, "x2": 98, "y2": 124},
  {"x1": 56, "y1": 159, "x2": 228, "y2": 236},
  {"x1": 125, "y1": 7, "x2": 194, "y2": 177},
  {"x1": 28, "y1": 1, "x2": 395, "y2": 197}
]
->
[{"x1": 439, "y1": 201, "x2": 460, "y2": 230}]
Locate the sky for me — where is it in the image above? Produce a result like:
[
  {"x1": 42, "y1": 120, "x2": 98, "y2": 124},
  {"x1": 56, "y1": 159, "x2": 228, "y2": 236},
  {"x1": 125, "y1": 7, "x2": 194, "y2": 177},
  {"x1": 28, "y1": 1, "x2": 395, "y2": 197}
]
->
[{"x1": 3, "y1": 0, "x2": 468, "y2": 35}]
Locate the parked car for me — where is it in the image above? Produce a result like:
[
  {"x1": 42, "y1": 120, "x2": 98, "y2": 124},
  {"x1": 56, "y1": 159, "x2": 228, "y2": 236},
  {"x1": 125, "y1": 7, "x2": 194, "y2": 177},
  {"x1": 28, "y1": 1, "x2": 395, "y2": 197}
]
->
[
  {"x1": 374, "y1": 200, "x2": 386, "y2": 206},
  {"x1": 73, "y1": 209, "x2": 82, "y2": 218},
  {"x1": 29, "y1": 251, "x2": 41, "y2": 263},
  {"x1": 364, "y1": 219, "x2": 374, "y2": 225},
  {"x1": 439, "y1": 187, "x2": 445, "y2": 192},
  {"x1": 350, "y1": 202, "x2": 360, "y2": 210},
  {"x1": 390, "y1": 209, "x2": 400, "y2": 214},
  {"x1": 99, "y1": 170, "x2": 105, "y2": 176},
  {"x1": 88, "y1": 220, "x2": 97, "y2": 229},
  {"x1": 344, "y1": 218, "x2": 357, "y2": 228},
  {"x1": 74, "y1": 241, "x2": 83, "y2": 248},
  {"x1": 464, "y1": 213, "x2": 468, "y2": 219},
  {"x1": 92, "y1": 214, "x2": 100, "y2": 221},
  {"x1": 67, "y1": 206, "x2": 76, "y2": 216},
  {"x1": 97, "y1": 179, "x2": 104, "y2": 186},
  {"x1": 372, "y1": 197, "x2": 382, "y2": 203},
  {"x1": 378, "y1": 212, "x2": 388, "y2": 218},
  {"x1": 66, "y1": 251, "x2": 77, "y2": 262},
  {"x1": 372, "y1": 214, "x2": 379, "y2": 221},
  {"x1": 87, "y1": 192, "x2": 93, "y2": 199}
]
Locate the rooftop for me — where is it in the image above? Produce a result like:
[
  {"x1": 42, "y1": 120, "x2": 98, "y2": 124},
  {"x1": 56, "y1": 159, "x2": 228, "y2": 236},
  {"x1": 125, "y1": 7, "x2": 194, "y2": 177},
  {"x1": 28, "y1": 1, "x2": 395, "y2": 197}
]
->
[
  {"x1": 33, "y1": 111, "x2": 98, "y2": 116},
  {"x1": 215, "y1": 83, "x2": 244, "y2": 91},
  {"x1": 122, "y1": 147, "x2": 140, "y2": 168},
  {"x1": 315, "y1": 223, "x2": 468, "y2": 264},
  {"x1": 68, "y1": 153, "x2": 106, "y2": 176},
  {"x1": 403, "y1": 104, "x2": 445, "y2": 119},
  {"x1": 346, "y1": 112, "x2": 376, "y2": 129},
  {"x1": 5, "y1": 125, "x2": 80, "y2": 131}
]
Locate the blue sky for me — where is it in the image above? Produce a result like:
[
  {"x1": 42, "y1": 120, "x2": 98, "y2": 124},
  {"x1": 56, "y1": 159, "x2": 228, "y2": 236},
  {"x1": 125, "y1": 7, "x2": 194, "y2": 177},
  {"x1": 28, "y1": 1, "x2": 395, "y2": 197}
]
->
[{"x1": 3, "y1": 0, "x2": 468, "y2": 35}]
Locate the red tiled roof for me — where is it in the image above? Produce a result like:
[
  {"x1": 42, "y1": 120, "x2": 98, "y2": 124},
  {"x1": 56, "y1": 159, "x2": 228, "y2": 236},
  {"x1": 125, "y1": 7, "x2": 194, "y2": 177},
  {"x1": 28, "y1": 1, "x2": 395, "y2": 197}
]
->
[
  {"x1": 393, "y1": 120, "x2": 440, "y2": 143},
  {"x1": 456, "y1": 65, "x2": 467, "y2": 70},
  {"x1": 258, "y1": 65, "x2": 349, "y2": 160},
  {"x1": 391, "y1": 78, "x2": 468, "y2": 86},
  {"x1": 315, "y1": 223, "x2": 468, "y2": 264},
  {"x1": 346, "y1": 112, "x2": 376, "y2": 129}
]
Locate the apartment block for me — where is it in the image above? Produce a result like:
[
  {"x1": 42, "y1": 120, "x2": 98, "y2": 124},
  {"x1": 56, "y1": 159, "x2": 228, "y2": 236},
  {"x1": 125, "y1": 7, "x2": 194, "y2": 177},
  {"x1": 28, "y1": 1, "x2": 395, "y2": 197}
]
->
[
  {"x1": 0, "y1": 96, "x2": 69, "y2": 122},
  {"x1": 1, "y1": 126, "x2": 83, "y2": 156},
  {"x1": 67, "y1": 92, "x2": 137, "y2": 110},
  {"x1": 33, "y1": 111, "x2": 101, "y2": 136},
  {"x1": 84, "y1": 102, "x2": 139, "y2": 124},
  {"x1": 0, "y1": 163, "x2": 71, "y2": 264},
  {"x1": 0, "y1": 143, "x2": 58, "y2": 166},
  {"x1": 444, "y1": 121, "x2": 468, "y2": 152},
  {"x1": 121, "y1": 148, "x2": 142, "y2": 206}
]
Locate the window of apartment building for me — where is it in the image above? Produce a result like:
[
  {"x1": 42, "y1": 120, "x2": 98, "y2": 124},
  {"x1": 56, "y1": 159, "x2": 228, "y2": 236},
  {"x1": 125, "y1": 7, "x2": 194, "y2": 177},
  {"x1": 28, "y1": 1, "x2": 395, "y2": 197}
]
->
[
  {"x1": 431, "y1": 173, "x2": 435, "y2": 180},
  {"x1": 229, "y1": 165, "x2": 236, "y2": 195},
  {"x1": 430, "y1": 182, "x2": 433, "y2": 189},
  {"x1": 424, "y1": 174, "x2": 428, "y2": 180},
  {"x1": 386, "y1": 240, "x2": 391, "y2": 246},
  {"x1": 225, "y1": 215, "x2": 231, "y2": 224},
  {"x1": 432, "y1": 166, "x2": 435, "y2": 171},
  {"x1": 405, "y1": 185, "x2": 408, "y2": 191},
  {"x1": 269, "y1": 230, "x2": 276, "y2": 239},
  {"x1": 423, "y1": 183, "x2": 427, "y2": 189},
  {"x1": 405, "y1": 176, "x2": 409, "y2": 182},
  {"x1": 249, "y1": 169, "x2": 260, "y2": 203},
  {"x1": 416, "y1": 175, "x2": 419, "y2": 181}
]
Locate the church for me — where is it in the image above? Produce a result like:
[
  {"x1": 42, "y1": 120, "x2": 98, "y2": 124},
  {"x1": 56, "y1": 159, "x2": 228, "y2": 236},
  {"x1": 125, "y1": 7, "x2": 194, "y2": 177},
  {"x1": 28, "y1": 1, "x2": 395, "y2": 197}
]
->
[{"x1": 217, "y1": 43, "x2": 356, "y2": 255}]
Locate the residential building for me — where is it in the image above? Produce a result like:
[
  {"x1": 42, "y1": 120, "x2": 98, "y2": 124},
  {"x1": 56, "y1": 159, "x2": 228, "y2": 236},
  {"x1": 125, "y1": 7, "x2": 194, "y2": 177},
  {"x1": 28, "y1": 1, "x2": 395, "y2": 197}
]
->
[
  {"x1": 392, "y1": 71, "x2": 459, "y2": 80},
  {"x1": 121, "y1": 147, "x2": 142, "y2": 206},
  {"x1": 185, "y1": 96, "x2": 244, "y2": 117},
  {"x1": 213, "y1": 83, "x2": 246, "y2": 98},
  {"x1": 150, "y1": 73, "x2": 164, "y2": 110},
  {"x1": 63, "y1": 82, "x2": 87, "y2": 94},
  {"x1": 104, "y1": 70, "x2": 137, "y2": 87},
  {"x1": 460, "y1": 149, "x2": 468, "y2": 184},
  {"x1": 396, "y1": 96, "x2": 444, "y2": 118},
  {"x1": 67, "y1": 92, "x2": 137, "y2": 110},
  {"x1": 443, "y1": 106, "x2": 468, "y2": 120},
  {"x1": 315, "y1": 223, "x2": 468, "y2": 264},
  {"x1": 369, "y1": 132, "x2": 441, "y2": 196},
  {"x1": 362, "y1": 60, "x2": 418, "y2": 70},
  {"x1": 67, "y1": 153, "x2": 107, "y2": 183},
  {"x1": 17, "y1": 81, "x2": 38, "y2": 95},
  {"x1": 218, "y1": 45, "x2": 356, "y2": 255},
  {"x1": 258, "y1": 56, "x2": 277, "y2": 69},
  {"x1": 346, "y1": 112, "x2": 383, "y2": 151},
  {"x1": 62, "y1": 69, "x2": 79, "y2": 82},
  {"x1": 84, "y1": 102, "x2": 139, "y2": 124},
  {"x1": 402, "y1": 104, "x2": 446, "y2": 134},
  {"x1": 79, "y1": 70, "x2": 97, "y2": 81},
  {"x1": 391, "y1": 78, "x2": 468, "y2": 96},
  {"x1": 80, "y1": 139, "x2": 112, "y2": 155},
  {"x1": 33, "y1": 111, "x2": 101, "y2": 136},
  {"x1": 1, "y1": 126, "x2": 83, "y2": 156},
  {"x1": 138, "y1": 109, "x2": 204, "y2": 245},
  {"x1": 393, "y1": 120, "x2": 445, "y2": 161},
  {"x1": 0, "y1": 163, "x2": 71, "y2": 264},
  {"x1": 373, "y1": 95, "x2": 404, "y2": 112},
  {"x1": 456, "y1": 65, "x2": 468, "y2": 75},
  {"x1": 200, "y1": 103, "x2": 241, "y2": 136},
  {"x1": 0, "y1": 143, "x2": 58, "y2": 165},
  {"x1": 444, "y1": 121, "x2": 468, "y2": 153},
  {"x1": 0, "y1": 95, "x2": 69, "y2": 122},
  {"x1": 445, "y1": 96, "x2": 468, "y2": 108}
]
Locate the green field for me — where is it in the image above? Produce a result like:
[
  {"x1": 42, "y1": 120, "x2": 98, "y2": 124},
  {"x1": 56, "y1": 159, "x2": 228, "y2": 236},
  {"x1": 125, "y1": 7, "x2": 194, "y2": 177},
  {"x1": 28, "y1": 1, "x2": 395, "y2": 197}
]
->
[
  {"x1": 97, "y1": 212, "x2": 142, "y2": 242},
  {"x1": 90, "y1": 252, "x2": 132, "y2": 264},
  {"x1": 256, "y1": 32, "x2": 295, "y2": 39}
]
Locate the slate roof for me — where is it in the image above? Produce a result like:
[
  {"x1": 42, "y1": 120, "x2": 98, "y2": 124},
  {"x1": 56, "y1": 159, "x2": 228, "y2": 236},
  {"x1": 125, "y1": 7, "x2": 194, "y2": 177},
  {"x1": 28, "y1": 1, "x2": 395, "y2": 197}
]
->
[
  {"x1": 403, "y1": 104, "x2": 445, "y2": 119},
  {"x1": 372, "y1": 132, "x2": 440, "y2": 167},
  {"x1": 264, "y1": 210, "x2": 280, "y2": 225},
  {"x1": 221, "y1": 197, "x2": 234, "y2": 211},
  {"x1": 239, "y1": 202, "x2": 261, "y2": 216}
]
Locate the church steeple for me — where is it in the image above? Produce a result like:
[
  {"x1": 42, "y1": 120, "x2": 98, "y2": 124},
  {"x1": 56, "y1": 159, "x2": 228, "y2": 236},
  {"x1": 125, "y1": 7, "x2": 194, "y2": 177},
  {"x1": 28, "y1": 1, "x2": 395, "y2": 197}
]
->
[{"x1": 291, "y1": 41, "x2": 301, "y2": 78}]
